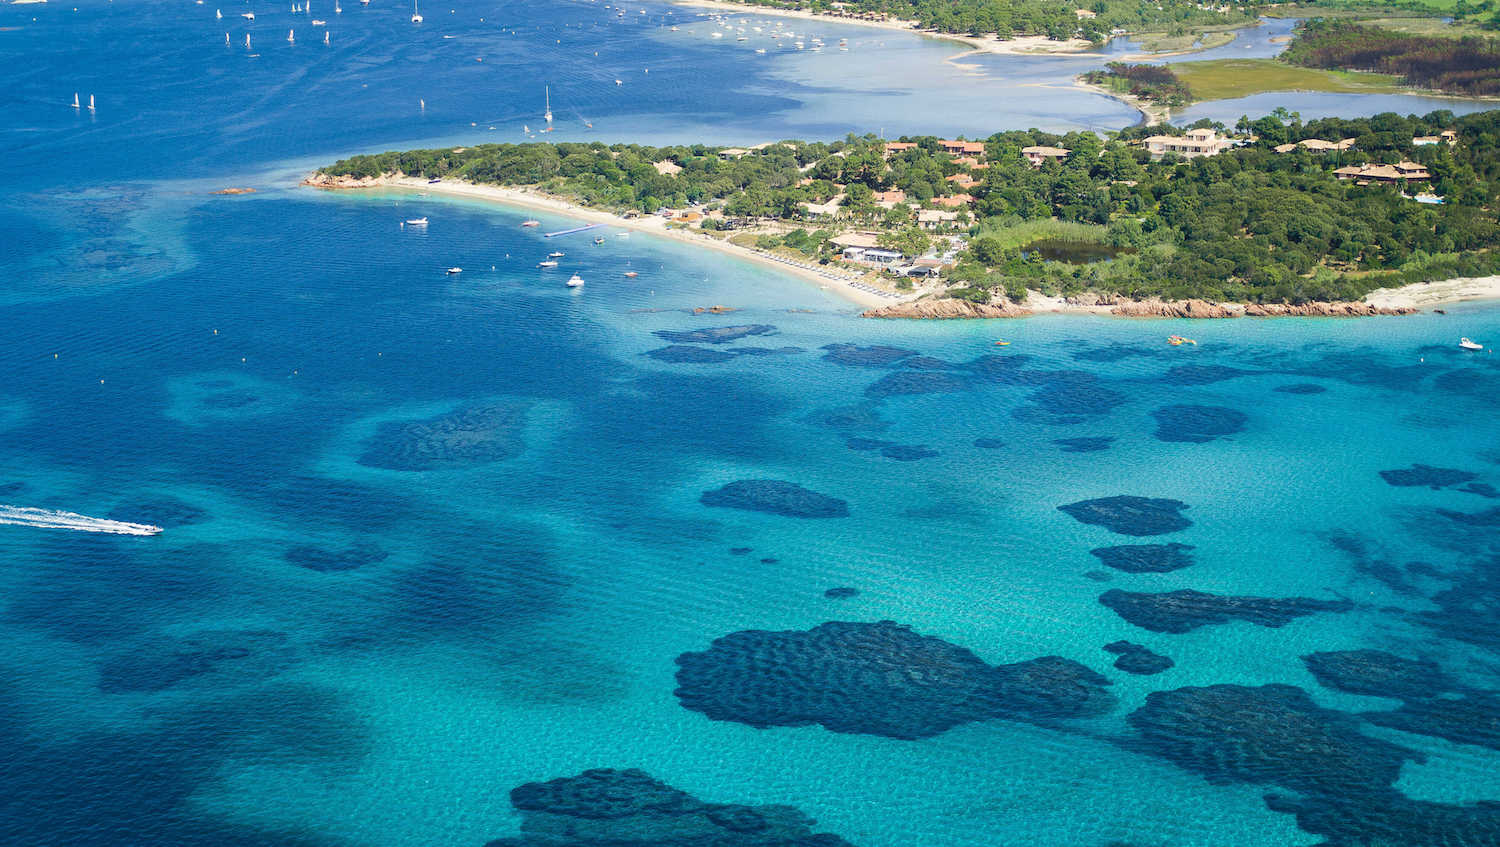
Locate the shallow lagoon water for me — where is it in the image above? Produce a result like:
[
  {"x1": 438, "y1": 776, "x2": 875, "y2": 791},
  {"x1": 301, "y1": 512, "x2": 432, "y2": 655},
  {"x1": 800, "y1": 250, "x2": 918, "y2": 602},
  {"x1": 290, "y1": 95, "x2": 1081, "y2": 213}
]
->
[{"x1": 5, "y1": 2, "x2": 1500, "y2": 847}]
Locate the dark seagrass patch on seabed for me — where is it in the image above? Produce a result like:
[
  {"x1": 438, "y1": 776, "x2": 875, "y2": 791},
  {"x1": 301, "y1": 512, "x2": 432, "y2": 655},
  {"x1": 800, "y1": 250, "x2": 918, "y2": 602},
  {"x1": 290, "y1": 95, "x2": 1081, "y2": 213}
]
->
[
  {"x1": 285, "y1": 542, "x2": 388, "y2": 572},
  {"x1": 1103, "y1": 641, "x2": 1174, "y2": 675},
  {"x1": 645, "y1": 345, "x2": 735, "y2": 363},
  {"x1": 821, "y1": 342, "x2": 918, "y2": 367},
  {"x1": 1378, "y1": 464, "x2": 1480, "y2": 490},
  {"x1": 700, "y1": 480, "x2": 849, "y2": 518},
  {"x1": 653, "y1": 324, "x2": 776, "y2": 344},
  {"x1": 1099, "y1": 589, "x2": 1352, "y2": 633},
  {"x1": 1273, "y1": 382, "x2": 1327, "y2": 395},
  {"x1": 864, "y1": 369, "x2": 969, "y2": 398},
  {"x1": 1054, "y1": 436, "x2": 1115, "y2": 453},
  {"x1": 1090, "y1": 543, "x2": 1196, "y2": 573},
  {"x1": 1150, "y1": 404, "x2": 1247, "y2": 443},
  {"x1": 880, "y1": 444, "x2": 939, "y2": 461},
  {"x1": 107, "y1": 497, "x2": 208, "y2": 529},
  {"x1": 673, "y1": 620, "x2": 1114, "y2": 739},
  {"x1": 98, "y1": 629, "x2": 294, "y2": 693},
  {"x1": 1058, "y1": 495, "x2": 1192, "y2": 536},
  {"x1": 481, "y1": 768, "x2": 856, "y2": 847},
  {"x1": 358, "y1": 401, "x2": 530, "y2": 470}
]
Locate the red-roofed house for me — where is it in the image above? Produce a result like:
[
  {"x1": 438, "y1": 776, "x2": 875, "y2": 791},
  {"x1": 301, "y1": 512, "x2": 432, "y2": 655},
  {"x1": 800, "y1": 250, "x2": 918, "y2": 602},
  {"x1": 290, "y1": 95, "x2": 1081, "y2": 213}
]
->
[{"x1": 939, "y1": 140, "x2": 986, "y2": 157}]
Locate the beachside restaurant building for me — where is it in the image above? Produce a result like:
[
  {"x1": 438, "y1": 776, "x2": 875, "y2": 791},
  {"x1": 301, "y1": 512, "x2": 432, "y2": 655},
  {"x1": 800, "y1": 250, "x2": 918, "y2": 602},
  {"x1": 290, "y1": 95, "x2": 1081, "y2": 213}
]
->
[{"x1": 832, "y1": 232, "x2": 903, "y2": 267}]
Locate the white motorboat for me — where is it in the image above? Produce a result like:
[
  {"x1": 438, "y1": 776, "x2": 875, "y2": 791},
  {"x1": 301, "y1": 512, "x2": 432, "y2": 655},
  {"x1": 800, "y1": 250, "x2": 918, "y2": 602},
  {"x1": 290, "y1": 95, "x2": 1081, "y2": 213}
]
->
[
  {"x1": 566, "y1": 273, "x2": 585, "y2": 287},
  {"x1": 446, "y1": 267, "x2": 462, "y2": 275},
  {"x1": 537, "y1": 260, "x2": 559, "y2": 268},
  {"x1": 547, "y1": 250, "x2": 565, "y2": 258},
  {"x1": 242, "y1": 11, "x2": 254, "y2": 19},
  {"x1": 1461, "y1": 337, "x2": 1485, "y2": 350},
  {"x1": 521, "y1": 220, "x2": 540, "y2": 227}
]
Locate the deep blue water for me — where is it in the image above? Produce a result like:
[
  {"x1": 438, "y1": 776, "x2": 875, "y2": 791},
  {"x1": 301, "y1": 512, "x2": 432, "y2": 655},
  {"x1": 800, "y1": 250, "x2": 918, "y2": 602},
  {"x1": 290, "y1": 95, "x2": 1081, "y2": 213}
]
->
[{"x1": 5, "y1": 2, "x2": 1500, "y2": 846}]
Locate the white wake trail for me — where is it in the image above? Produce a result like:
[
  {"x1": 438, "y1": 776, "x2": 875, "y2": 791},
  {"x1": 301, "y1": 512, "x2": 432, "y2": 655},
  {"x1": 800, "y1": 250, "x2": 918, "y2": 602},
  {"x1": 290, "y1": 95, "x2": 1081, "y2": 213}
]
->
[{"x1": 0, "y1": 505, "x2": 162, "y2": 536}]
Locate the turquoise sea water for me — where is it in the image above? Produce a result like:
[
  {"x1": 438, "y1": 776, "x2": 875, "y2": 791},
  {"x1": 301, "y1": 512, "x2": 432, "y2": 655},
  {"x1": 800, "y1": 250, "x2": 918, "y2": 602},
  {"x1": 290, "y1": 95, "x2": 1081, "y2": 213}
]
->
[{"x1": 6, "y1": 2, "x2": 1500, "y2": 846}]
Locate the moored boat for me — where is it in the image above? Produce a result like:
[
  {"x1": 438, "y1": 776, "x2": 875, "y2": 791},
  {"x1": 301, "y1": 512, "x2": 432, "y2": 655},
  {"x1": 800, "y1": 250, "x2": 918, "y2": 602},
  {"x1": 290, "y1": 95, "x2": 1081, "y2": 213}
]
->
[
  {"x1": 1461, "y1": 337, "x2": 1484, "y2": 350},
  {"x1": 566, "y1": 273, "x2": 585, "y2": 287}
]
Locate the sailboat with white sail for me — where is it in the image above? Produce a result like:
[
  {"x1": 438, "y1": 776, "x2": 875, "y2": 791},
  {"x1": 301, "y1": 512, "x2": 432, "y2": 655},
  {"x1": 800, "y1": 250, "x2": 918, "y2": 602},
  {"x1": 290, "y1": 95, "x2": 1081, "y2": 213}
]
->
[
  {"x1": 411, "y1": 0, "x2": 421, "y2": 22},
  {"x1": 70, "y1": 92, "x2": 79, "y2": 109}
]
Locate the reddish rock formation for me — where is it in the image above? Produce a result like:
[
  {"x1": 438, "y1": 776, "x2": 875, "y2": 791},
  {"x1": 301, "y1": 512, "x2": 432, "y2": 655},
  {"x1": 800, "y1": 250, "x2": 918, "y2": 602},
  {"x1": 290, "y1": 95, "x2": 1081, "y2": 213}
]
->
[
  {"x1": 861, "y1": 298, "x2": 1032, "y2": 319},
  {"x1": 210, "y1": 187, "x2": 256, "y2": 195},
  {"x1": 1244, "y1": 301, "x2": 1417, "y2": 317},
  {"x1": 1108, "y1": 299, "x2": 1416, "y2": 318},
  {"x1": 302, "y1": 173, "x2": 382, "y2": 189}
]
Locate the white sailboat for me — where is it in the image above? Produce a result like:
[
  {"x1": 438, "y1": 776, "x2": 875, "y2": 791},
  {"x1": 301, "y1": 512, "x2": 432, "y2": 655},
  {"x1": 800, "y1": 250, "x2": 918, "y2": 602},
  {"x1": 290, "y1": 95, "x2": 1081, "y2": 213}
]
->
[
  {"x1": 215, "y1": 7, "x2": 222, "y2": 18},
  {"x1": 324, "y1": 30, "x2": 329, "y2": 43},
  {"x1": 287, "y1": 28, "x2": 294, "y2": 42},
  {"x1": 410, "y1": 0, "x2": 421, "y2": 22},
  {"x1": 87, "y1": 94, "x2": 95, "y2": 112},
  {"x1": 70, "y1": 92, "x2": 79, "y2": 109},
  {"x1": 543, "y1": 85, "x2": 552, "y2": 126},
  {"x1": 419, "y1": 98, "x2": 425, "y2": 110},
  {"x1": 245, "y1": 32, "x2": 252, "y2": 48},
  {"x1": 225, "y1": 31, "x2": 230, "y2": 44},
  {"x1": 335, "y1": 1, "x2": 341, "y2": 12}
]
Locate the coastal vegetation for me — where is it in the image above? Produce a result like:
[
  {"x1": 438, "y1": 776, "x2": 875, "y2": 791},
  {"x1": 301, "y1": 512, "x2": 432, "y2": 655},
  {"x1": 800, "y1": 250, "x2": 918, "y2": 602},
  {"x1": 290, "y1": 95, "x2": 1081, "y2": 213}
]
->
[
  {"x1": 1081, "y1": 63, "x2": 1193, "y2": 108},
  {"x1": 1281, "y1": 19, "x2": 1500, "y2": 95},
  {"x1": 319, "y1": 108, "x2": 1500, "y2": 306},
  {"x1": 709, "y1": 0, "x2": 1254, "y2": 43}
]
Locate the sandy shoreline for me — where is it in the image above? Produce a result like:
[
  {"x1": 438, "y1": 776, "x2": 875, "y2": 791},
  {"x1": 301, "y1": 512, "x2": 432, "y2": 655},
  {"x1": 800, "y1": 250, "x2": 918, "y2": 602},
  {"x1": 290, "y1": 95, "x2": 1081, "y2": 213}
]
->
[
  {"x1": 671, "y1": 0, "x2": 1099, "y2": 56},
  {"x1": 1364, "y1": 275, "x2": 1500, "y2": 309},
  {"x1": 301, "y1": 175, "x2": 1500, "y2": 319},
  {"x1": 302, "y1": 174, "x2": 903, "y2": 308}
]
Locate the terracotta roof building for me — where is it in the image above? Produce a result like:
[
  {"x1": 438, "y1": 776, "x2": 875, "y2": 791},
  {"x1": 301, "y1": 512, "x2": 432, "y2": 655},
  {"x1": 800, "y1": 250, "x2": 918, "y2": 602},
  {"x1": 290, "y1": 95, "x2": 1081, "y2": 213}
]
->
[
  {"x1": 1272, "y1": 138, "x2": 1356, "y2": 154},
  {"x1": 939, "y1": 140, "x2": 986, "y2": 157},
  {"x1": 1333, "y1": 161, "x2": 1431, "y2": 184},
  {"x1": 1021, "y1": 145, "x2": 1071, "y2": 167}
]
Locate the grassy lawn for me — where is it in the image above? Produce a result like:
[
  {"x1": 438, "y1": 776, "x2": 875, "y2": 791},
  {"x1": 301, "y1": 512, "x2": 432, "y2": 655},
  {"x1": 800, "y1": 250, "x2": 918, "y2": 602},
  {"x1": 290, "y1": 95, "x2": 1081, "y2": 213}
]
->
[{"x1": 1171, "y1": 58, "x2": 1406, "y2": 101}]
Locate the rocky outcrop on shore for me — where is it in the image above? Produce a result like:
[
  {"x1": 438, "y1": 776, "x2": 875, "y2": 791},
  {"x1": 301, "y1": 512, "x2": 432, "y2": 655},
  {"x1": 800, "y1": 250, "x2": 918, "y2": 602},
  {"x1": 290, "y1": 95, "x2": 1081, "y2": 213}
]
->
[
  {"x1": 301, "y1": 172, "x2": 384, "y2": 188},
  {"x1": 1108, "y1": 299, "x2": 1417, "y2": 318},
  {"x1": 862, "y1": 295, "x2": 1417, "y2": 319},
  {"x1": 861, "y1": 298, "x2": 1031, "y2": 319}
]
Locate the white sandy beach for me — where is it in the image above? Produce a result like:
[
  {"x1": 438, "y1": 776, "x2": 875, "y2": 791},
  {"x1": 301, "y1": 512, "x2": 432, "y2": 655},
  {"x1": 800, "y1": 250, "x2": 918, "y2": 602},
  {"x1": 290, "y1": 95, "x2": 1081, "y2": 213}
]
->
[
  {"x1": 1364, "y1": 275, "x2": 1500, "y2": 309},
  {"x1": 672, "y1": 0, "x2": 1097, "y2": 55},
  {"x1": 304, "y1": 174, "x2": 903, "y2": 308}
]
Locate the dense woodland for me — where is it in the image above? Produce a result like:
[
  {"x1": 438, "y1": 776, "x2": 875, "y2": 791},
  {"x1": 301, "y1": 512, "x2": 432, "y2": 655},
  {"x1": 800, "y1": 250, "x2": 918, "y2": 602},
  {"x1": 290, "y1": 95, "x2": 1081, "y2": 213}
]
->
[
  {"x1": 322, "y1": 109, "x2": 1500, "y2": 305},
  {"x1": 1082, "y1": 63, "x2": 1193, "y2": 107},
  {"x1": 1283, "y1": 19, "x2": 1500, "y2": 95},
  {"x1": 719, "y1": 0, "x2": 1253, "y2": 41}
]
